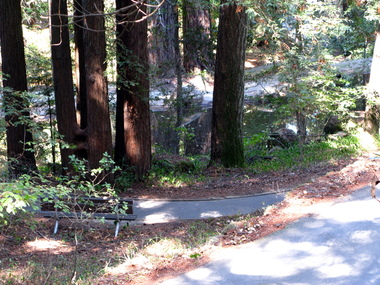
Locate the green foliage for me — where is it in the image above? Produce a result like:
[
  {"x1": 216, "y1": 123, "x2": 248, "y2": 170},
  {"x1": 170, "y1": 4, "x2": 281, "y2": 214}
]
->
[
  {"x1": 0, "y1": 153, "x2": 124, "y2": 228},
  {"x1": 22, "y1": 0, "x2": 49, "y2": 28},
  {"x1": 26, "y1": 45, "x2": 52, "y2": 87},
  {"x1": 0, "y1": 179, "x2": 39, "y2": 225},
  {"x1": 149, "y1": 154, "x2": 207, "y2": 187},
  {"x1": 187, "y1": 220, "x2": 219, "y2": 246},
  {"x1": 246, "y1": 0, "x2": 372, "y2": 136},
  {"x1": 245, "y1": 134, "x2": 362, "y2": 173}
]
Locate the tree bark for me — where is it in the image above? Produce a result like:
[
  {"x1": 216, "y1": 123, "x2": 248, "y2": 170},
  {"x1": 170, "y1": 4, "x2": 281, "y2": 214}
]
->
[
  {"x1": 148, "y1": 0, "x2": 178, "y2": 78},
  {"x1": 0, "y1": 0, "x2": 37, "y2": 176},
  {"x1": 183, "y1": 0, "x2": 214, "y2": 73},
  {"x1": 296, "y1": 110, "x2": 307, "y2": 142},
  {"x1": 74, "y1": 0, "x2": 87, "y2": 129},
  {"x1": 82, "y1": 0, "x2": 113, "y2": 173},
  {"x1": 50, "y1": 0, "x2": 79, "y2": 173},
  {"x1": 174, "y1": 2, "x2": 183, "y2": 155},
  {"x1": 210, "y1": 1, "x2": 247, "y2": 168},
  {"x1": 115, "y1": 0, "x2": 151, "y2": 180}
]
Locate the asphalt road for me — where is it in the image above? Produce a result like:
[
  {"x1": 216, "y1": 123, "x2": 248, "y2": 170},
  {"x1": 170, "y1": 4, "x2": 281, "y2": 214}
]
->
[
  {"x1": 133, "y1": 192, "x2": 286, "y2": 223},
  {"x1": 160, "y1": 186, "x2": 380, "y2": 285}
]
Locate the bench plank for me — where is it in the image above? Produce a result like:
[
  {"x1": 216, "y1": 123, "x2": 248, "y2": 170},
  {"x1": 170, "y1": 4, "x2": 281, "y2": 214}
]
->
[{"x1": 39, "y1": 196, "x2": 136, "y2": 237}]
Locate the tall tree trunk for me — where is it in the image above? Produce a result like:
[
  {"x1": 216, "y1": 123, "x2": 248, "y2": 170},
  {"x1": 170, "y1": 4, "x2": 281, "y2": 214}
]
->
[
  {"x1": 148, "y1": 1, "x2": 183, "y2": 153},
  {"x1": 82, "y1": 0, "x2": 113, "y2": 173},
  {"x1": 174, "y1": 2, "x2": 183, "y2": 155},
  {"x1": 148, "y1": 0, "x2": 178, "y2": 78},
  {"x1": 74, "y1": 0, "x2": 87, "y2": 129},
  {"x1": 183, "y1": 0, "x2": 213, "y2": 73},
  {"x1": 50, "y1": 0, "x2": 79, "y2": 173},
  {"x1": 115, "y1": 0, "x2": 151, "y2": 180},
  {"x1": 365, "y1": 23, "x2": 380, "y2": 135},
  {"x1": 210, "y1": 1, "x2": 247, "y2": 168},
  {"x1": 0, "y1": 0, "x2": 37, "y2": 176}
]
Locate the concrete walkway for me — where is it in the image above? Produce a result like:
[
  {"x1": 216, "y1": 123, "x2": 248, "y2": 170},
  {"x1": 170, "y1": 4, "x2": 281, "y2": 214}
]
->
[
  {"x1": 133, "y1": 192, "x2": 286, "y2": 223},
  {"x1": 160, "y1": 186, "x2": 380, "y2": 285}
]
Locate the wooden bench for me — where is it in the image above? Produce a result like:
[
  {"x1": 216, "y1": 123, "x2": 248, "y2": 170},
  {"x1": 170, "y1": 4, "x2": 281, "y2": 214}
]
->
[{"x1": 39, "y1": 196, "x2": 137, "y2": 237}]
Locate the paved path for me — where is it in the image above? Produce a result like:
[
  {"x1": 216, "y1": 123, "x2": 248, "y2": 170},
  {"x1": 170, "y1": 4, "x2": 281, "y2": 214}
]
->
[
  {"x1": 160, "y1": 186, "x2": 380, "y2": 285},
  {"x1": 133, "y1": 192, "x2": 286, "y2": 223}
]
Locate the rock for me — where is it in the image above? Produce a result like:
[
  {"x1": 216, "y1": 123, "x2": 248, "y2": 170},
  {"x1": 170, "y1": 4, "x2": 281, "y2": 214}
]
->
[
  {"x1": 268, "y1": 128, "x2": 298, "y2": 148},
  {"x1": 323, "y1": 115, "x2": 343, "y2": 135},
  {"x1": 153, "y1": 154, "x2": 195, "y2": 173},
  {"x1": 328, "y1": 131, "x2": 348, "y2": 140}
]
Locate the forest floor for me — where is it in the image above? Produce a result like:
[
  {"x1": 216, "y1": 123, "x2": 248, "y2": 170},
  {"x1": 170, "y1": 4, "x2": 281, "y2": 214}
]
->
[
  {"x1": 101, "y1": 154, "x2": 380, "y2": 284},
  {"x1": 2, "y1": 53, "x2": 379, "y2": 284},
  {"x1": 2, "y1": 153, "x2": 380, "y2": 284}
]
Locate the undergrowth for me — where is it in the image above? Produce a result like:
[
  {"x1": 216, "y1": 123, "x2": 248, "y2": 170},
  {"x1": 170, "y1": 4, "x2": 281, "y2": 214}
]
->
[
  {"x1": 0, "y1": 129, "x2": 376, "y2": 284},
  {"x1": 244, "y1": 133, "x2": 365, "y2": 173}
]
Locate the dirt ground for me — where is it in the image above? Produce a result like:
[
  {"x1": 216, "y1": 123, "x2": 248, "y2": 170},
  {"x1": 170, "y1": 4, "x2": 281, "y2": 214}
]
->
[
  {"x1": 122, "y1": 158, "x2": 358, "y2": 201},
  {"x1": 119, "y1": 154, "x2": 380, "y2": 284},
  {"x1": 2, "y1": 153, "x2": 380, "y2": 285}
]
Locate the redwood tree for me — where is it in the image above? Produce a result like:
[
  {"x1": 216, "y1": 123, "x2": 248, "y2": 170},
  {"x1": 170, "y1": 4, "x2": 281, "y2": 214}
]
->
[
  {"x1": 210, "y1": 1, "x2": 247, "y2": 167},
  {"x1": 115, "y1": 0, "x2": 151, "y2": 180},
  {"x1": 148, "y1": 0, "x2": 178, "y2": 78},
  {"x1": 82, "y1": 0, "x2": 113, "y2": 171},
  {"x1": 50, "y1": 0, "x2": 79, "y2": 173},
  {"x1": 0, "y1": 0, "x2": 37, "y2": 176},
  {"x1": 74, "y1": 0, "x2": 87, "y2": 129},
  {"x1": 183, "y1": 0, "x2": 213, "y2": 73}
]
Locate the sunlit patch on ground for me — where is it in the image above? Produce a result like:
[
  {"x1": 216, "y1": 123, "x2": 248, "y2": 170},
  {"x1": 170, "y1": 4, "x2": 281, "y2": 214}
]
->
[{"x1": 25, "y1": 238, "x2": 73, "y2": 254}]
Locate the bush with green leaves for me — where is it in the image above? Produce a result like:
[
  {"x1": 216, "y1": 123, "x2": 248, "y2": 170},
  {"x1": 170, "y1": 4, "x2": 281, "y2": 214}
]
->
[
  {"x1": 0, "y1": 178, "x2": 39, "y2": 226},
  {"x1": 0, "y1": 153, "x2": 127, "y2": 227},
  {"x1": 245, "y1": 134, "x2": 363, "y2": 173}
]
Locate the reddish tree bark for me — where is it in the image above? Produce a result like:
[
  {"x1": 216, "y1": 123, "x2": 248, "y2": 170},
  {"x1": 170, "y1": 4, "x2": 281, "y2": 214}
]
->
[
  {"x1": 115, "y1": 0, "x2": 151, "y2": 180},
  {"x1": 74, "y1": 0, "x2": 88, "y2": 129},
  {"x1": 0, "y1": 0, "x2": 37, "y2": 176},
  {"x1": 82, "y1": 0, "x2": 113, "y2": 172},
  {"x1": 50, "y1": 0, "x2": 79, "y2": 173}
]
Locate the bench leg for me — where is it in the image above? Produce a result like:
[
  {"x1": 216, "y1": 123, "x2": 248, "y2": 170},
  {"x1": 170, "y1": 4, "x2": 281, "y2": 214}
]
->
[
  {"x1": 115, "y1": 221, "x2": 120, "y2": 237},
  {"x1": 53, "y1": 219, "x2": 59, "y2": 235}
]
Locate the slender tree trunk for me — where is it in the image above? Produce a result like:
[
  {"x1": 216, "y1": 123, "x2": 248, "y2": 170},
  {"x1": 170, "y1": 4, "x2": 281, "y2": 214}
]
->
[
  {"x1": 174, "y1": 2, "x2": 183, "y2": 155},
  {"x1": 50, "y1": 0, "x2": 79, "y2": 173},
  {"x1": 210, "y1": 1, "x2": 247, "y2": 168},
  {"x1": 74, "y1": 0, "x2": 87, "y2": 129},
  {"x1": 115, "y1": 0, "x2": 151, "y2": 180},
  {"x1": 183, "y1": 0, "x2": 213, "y2": 73},
  {"x1": 82, "y1": 0, "x2": 113, "y2": 173},
  {"x1": 0, "y1": 0, "x2": 37, "y2": 176}
]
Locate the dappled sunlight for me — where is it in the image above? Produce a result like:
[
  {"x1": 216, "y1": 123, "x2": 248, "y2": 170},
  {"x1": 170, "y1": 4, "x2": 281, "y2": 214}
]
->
[
  {"x1": 144, "y1": 212, "x2": 178, "y2": 223},
  {"x1": 200, "y1": 211, "x2": 222, "y2": 218},
  {"x1": 138, "y1": 200, "x2": 168, "y2": 209},
  {"x1": 350, "y1": 230, "x2": 374, "y2": 244},
  {"x1": 355, "y1": 128, "x2": 379, "y2": 153},
  {"x1": 135, "y1": 194, "x2": 285, "y2": 223},
  {"x1": 185, "y1": 268, "x2": 215, "y2": 281},
  {"x1": 104, "y1": 254, "x2": 153, "y2": 276},
  {"x1": 162, "y1": 187, "x2": 380, "y2": 284},
  {"x1": 225, "y1": 240, "x2": 338, "y2": 278},
  {"x1": 25, "y1": 238, "x2": 73, "y2": 254},
  {"x1": 144, "y1": 239, "x2": 185, "y2": 258},
  {"x1": 318, "y1": 195, "x2": 380, "y2": 224}
]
